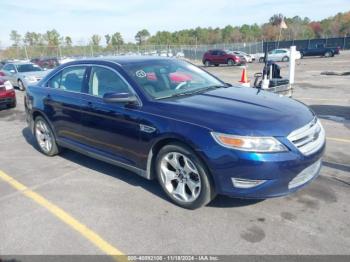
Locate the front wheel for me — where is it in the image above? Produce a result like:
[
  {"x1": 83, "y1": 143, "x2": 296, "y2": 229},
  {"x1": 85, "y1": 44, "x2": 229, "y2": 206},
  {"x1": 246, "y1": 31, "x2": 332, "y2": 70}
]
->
[
  {"x1": 18, "y1": 80, "x2": 25, "y2": 91},
  {"x1": 34, "y1": 116, "x2": 60, "y2": 156},
  {"x1": 156, "y1": 143, "x2": 215, "y2": 209}
]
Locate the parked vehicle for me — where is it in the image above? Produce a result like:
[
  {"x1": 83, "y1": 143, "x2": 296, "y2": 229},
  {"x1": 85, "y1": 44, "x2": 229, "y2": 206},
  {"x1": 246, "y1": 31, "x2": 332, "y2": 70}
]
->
[
  {"x1": 31, "y1": 57, "x2": 60, "y2": 69},
  {"x1": 0, "y1": 78, "x2": 16, "y2": 108},
  {"x1": 0, "y1": 62, "x2": 49, "y2": 91},
  {"x1": 299, "y1": 44, "x2": 340, "y2": 58},
  {"x1": 25, "y1": 57, "x2": 325, "y2": 209},
  {"x1": 202, "y1": 49, "x2": 244, "y2": 66},
  {"x1": 231, "y1": 51, "x2": 254, "y2": 63},
  {"x1": 258, "y1": 48, "x2": 301, "y2": 62}
]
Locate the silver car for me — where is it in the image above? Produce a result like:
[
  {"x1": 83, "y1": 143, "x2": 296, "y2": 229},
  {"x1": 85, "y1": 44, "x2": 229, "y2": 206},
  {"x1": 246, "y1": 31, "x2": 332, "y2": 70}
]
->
[{"x1": 0, "y1": 62, "x2": 50, "y2": 91}]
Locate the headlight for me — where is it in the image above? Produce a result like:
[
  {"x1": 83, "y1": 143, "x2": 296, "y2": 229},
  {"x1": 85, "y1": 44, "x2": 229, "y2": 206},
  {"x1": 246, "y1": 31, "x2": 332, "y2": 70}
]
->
[
  {"x1": 211, "y1": 132, "x2": 288, "y2": 152},
  {"x1": 4, "y1": 80, "x2": 13, "y2": 90}
]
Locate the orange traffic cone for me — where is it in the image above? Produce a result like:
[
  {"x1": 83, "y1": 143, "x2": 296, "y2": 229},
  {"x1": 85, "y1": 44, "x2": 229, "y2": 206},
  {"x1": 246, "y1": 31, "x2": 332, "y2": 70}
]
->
[{"x1": 239, "y1": 67, "x2": 250, "y2": 87}]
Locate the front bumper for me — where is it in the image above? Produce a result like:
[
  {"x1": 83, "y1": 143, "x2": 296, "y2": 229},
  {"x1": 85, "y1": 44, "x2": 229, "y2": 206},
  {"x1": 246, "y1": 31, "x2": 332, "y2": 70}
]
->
[{"x1": 203, "y1": 139, "x2": 325, "y2": 199}]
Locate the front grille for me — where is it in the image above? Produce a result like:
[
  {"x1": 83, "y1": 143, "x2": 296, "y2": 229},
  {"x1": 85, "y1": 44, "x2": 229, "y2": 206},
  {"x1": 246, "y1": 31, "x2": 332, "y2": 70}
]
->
[
  {"x1": 288, "y1": 160, "x2": 321, "y2": 189},
  {"x1": 287, "y1": 118, "x2": 325, "y2": 156}
]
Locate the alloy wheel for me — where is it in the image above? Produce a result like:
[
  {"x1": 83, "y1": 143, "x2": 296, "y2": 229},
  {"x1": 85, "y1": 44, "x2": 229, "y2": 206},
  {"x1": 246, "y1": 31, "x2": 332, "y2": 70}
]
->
[
  {"x1": 159, "y1": 152, "x2": 201, "y2": 203},
  {"x1": 18, "y1": 80, "x2": 25, "y2": 91},
  {"x1": 35, "y1": 120, "x2": 53, "y2": 153}
]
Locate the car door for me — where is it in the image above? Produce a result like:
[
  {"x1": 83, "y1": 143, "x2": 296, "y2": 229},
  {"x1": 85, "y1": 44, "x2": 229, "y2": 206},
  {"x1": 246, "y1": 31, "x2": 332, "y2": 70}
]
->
[
  {"x1": 44, "y1": 65, "x2": 87, "y2": 144},
  {"x1": 210, "y1": 50, "x2": 220, "y2": 64},
  {"x1": 218, "y1": 51, "x2": 227, "y2": 64},
  {"x1": 79, "y1": 65, "x2": 142, "y2": 167}
]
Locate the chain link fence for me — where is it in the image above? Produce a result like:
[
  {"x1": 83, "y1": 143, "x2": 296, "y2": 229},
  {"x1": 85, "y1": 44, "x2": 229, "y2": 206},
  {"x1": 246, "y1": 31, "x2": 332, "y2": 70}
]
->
[{"x1": 1, "y1": 36, "x2": 349, "y2": 62}]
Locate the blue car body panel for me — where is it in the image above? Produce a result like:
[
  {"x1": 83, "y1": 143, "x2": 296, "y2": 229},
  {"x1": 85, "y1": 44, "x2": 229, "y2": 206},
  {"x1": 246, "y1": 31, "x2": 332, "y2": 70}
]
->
[{"x1": 25, "y1": 57, "x2": 325, "y2": 199}]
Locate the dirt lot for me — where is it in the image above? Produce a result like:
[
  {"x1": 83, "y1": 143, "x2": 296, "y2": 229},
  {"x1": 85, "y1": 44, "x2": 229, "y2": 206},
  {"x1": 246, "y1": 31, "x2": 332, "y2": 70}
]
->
[{"x1": 0, "y1": 53, "x2": 349, "y2": 257}]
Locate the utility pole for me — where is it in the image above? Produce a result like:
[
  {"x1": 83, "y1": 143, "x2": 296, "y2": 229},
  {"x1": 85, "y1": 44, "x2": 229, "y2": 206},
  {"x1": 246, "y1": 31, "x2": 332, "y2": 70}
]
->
[{"x1": 24, "y1": 45, "x2": 29, "y2": 60}]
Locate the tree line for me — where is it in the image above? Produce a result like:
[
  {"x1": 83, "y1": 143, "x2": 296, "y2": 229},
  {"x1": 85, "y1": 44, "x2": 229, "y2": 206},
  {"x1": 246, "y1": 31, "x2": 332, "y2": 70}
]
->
[{"x1": 5, "y1": 11, "x2": 349, "y2": 49}]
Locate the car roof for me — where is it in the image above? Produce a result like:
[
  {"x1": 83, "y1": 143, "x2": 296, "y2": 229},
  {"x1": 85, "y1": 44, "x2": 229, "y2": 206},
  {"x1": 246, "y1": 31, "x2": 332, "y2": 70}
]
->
[{"x1": 6, "y1": 61, "x2": 34, "y2": 65}]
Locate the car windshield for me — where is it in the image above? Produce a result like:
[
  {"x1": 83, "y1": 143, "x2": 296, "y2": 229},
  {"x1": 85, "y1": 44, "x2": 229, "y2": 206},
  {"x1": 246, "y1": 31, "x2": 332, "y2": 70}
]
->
[
  {"x1": 124, "y1": 60, "x2": 224, "y2": 99},
  {"x1": 16, "y1": 63, "x2": 43, "y2": 73}
]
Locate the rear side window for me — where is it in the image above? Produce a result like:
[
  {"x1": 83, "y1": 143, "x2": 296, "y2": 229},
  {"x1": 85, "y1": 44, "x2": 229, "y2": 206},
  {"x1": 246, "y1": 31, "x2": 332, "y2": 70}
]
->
[
  {"x1": 47, "y1": 66, "x2": 87, "y2": 92},
  {"x1": 88, "y1": 66, "x2": 131, "y2": 98}
]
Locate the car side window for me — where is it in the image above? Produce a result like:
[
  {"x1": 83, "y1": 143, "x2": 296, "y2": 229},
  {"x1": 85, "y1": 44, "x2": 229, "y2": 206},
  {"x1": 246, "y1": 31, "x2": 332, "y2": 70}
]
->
[
  {"x1": 47, "y1": 72, "x2": 62, "y2": 89},
  {"x1": 88, "y1": 66, "x2": 131, "y2": 98},
  {"x1": 47, "y1": 66, "x2": 87, "y2": 92},
  {"x1": 4, "y1": 64, "x2": 15, "y2": 71}
]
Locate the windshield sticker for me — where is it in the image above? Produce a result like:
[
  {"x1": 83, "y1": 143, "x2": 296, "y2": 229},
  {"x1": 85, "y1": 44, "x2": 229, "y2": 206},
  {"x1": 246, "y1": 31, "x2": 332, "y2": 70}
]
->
[{"x1": 136, "y1": 70, "x2": 147, "y2": 78}]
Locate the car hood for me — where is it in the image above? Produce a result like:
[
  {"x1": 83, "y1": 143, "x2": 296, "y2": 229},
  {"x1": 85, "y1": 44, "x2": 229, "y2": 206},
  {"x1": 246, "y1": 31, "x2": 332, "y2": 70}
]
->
[
  {"x1": 149, "y1": 86, "x2": 314, "y2": 137},
  {"x1": 18, "y1": 70, "x2": 50, "y2": 78}
]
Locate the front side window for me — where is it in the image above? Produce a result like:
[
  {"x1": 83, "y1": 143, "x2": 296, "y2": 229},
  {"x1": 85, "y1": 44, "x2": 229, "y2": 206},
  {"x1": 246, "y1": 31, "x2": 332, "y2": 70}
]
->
[
  {"x1": 124, "y1": 60, "x2": 223, "y2": 99},
  {"x1": 16, "y1": 63, "x2": 43, "y2": 73},
  {"x1": 88, "y1": 66, "x2": 131, "y2": 98},
  {"x1": 47, "y1": 66, "x2": 87, "y2": 92}
]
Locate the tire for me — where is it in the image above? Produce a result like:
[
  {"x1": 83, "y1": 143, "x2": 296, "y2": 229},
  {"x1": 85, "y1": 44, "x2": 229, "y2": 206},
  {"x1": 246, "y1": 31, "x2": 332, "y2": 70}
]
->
[
  {"x1": 300, "y1": 53, "x2": 304, "y2": 59},
  {"x1": 18, "y1": 80, "x2": 25, "y2": 91},
  {"x1": 156, "y1": 143, "x2": 215, "y2": 209},
  {"x1": 204, "y1": 60, "x2": 211, "y2": 67},
  {"x1": 227, "y1": 59, "x2": 235, "y2": 66},
  {"x1": 324, "y1": 51, "x2": 332, "y2": 57},
  {"x1": 34, "y1": 116, "x2": 60, "y2": 156},
  {"x1": 214, "y1": 64, "x2": 219, "y2": 67},
  {"x1": 259, "y1": 57, "x2": 265, "y2": 63},
  {"x1": 282, "y1": 56, "x2": 289, "y2": 62}
]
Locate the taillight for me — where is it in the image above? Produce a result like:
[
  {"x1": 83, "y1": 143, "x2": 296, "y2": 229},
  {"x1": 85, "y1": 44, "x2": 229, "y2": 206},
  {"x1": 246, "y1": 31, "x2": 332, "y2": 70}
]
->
[{"x1": 0, "y1": 72, "x2": 5, "y2": 77}]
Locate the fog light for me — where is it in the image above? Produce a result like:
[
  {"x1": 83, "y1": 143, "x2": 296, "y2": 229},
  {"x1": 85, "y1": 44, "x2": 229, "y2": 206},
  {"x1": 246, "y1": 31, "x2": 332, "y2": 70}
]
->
[{"x1": 231, "y1": 178, "x2": 266, "y2": 189}]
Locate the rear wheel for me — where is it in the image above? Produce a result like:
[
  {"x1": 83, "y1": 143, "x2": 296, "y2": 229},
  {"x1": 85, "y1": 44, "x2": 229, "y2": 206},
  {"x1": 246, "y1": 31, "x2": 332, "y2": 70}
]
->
[
  {"x1": 282, "y1": 56, "x2": 289, "y2": 62},
  {"x1": 34, "y1": 116, "x2": 60, "y2": 156},
  {"x1": 324, "y1": 51, "x2": 332, "y2": 57},
  {"x1": 214, "y1": 64, "x2": 219, "y2": 67},
  {"x1": 227, "y1": 59, "x2": 235, "y2": 66},
  {"x1": 156, "y1": 143, "x2": 215, "y2": 209},
  {"x1": 18, "y1": 80, "x2": 25, "y2": 91}
]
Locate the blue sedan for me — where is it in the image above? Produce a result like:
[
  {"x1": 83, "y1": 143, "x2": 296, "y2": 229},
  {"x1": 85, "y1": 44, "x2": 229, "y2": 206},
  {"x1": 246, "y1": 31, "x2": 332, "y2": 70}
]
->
[{"x1": 24, "y1": 57, "x2": 325, "y2": 209}]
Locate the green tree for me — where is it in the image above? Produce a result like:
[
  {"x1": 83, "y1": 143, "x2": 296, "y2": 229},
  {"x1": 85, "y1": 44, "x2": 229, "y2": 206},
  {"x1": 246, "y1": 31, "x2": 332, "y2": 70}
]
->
[
  {"x1": 111, "y1": 32, "x2": 124, "y2": 48},
  {"x1": 44, "y1": 29, "x2": 61, "y2": 46},
  {"x1": 65, "y1": 36, "x2": 72, "y2": 46},
  {"x1": 10, "y1": 30, "x2": 22, "y2": 46},
  {"x1": 91, "y1": 34, "x2": 101, "y2": 46},
  {"x1": 135, "y1": 29, "x2": 150, "y2": 45},
  {"x1": 105, "y1": 34, "x2": 111, "y2": 46}
]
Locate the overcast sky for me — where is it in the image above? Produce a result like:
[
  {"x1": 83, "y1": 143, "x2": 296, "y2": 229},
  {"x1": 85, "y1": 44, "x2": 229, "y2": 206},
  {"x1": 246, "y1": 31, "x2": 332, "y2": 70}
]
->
[{"x1": 0, "y1": 0, "x2": 348, "y2": 46}]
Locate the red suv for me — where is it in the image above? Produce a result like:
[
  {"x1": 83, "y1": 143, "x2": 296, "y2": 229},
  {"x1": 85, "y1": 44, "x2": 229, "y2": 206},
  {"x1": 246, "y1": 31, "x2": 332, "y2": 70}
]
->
[
  {"x1": 0, "y1": 77, "x2": 16, "y2": 109},
  {"x1": 202, "y1": 49, "x2": 244, "y2": 67}
]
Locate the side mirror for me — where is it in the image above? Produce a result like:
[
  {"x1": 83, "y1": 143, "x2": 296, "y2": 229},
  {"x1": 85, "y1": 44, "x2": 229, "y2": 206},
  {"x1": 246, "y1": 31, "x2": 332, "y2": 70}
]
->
[{"x1": 103, "y1": 92, "x2": 139, "y2": 105}]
